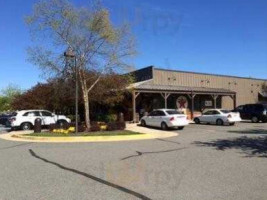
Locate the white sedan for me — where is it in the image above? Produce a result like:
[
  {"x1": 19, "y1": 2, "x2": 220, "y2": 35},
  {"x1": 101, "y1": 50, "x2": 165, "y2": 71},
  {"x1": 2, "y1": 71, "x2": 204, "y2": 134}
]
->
[
  {"x1": 193, "y1": 109, "x2": 241, "y2": 126},
  {"x1": 140, "y1": 109, "x2": 189, "y2": 130}
]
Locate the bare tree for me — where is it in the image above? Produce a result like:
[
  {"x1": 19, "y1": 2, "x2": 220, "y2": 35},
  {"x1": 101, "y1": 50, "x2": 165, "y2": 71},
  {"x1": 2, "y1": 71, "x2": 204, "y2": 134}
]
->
[{"x1": 26, "y1": 0, "x2": 136, "y2": 130}]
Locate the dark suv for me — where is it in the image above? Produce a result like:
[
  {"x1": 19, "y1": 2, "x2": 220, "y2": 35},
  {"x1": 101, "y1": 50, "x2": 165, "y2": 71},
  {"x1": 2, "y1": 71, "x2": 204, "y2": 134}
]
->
[{"x1": 234, "y1": 104, "x2": 267, "y2": 123}]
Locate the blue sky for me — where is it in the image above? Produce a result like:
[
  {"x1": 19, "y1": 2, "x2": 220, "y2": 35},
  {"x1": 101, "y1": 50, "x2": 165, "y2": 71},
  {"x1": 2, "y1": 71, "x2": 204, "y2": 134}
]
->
[{"x1": 0, "y1": 0, "x2": 267, "y2": 91}]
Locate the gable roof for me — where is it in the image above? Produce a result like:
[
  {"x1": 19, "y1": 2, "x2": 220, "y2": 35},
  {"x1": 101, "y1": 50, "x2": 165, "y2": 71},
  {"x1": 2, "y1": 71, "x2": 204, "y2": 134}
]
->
[{"x1": 151, "y1": 66, "x2": 267, "y2": 82}]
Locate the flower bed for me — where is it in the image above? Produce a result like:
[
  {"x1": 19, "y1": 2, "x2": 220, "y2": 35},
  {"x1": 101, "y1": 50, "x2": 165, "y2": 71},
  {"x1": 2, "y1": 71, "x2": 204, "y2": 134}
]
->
[
  {"x1": 23, "y1": 130, "x2": 143, "y2": 137},
  {"x1": 48, "y1": 121, "x2": 126, "y2": 135}
]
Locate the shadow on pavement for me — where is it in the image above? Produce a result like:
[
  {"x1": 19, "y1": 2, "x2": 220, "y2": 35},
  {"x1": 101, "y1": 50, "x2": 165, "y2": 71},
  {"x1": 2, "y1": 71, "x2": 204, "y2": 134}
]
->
[
  {"x1": 156, "y1": 138, "x2": 180, "y2": 145},
  {"x1": 121, "y1": 147, "x2": 187, "y2": 161},
  {"x1": 121, "y1": 138, "x2": 184, "y2": 161},
  {"x1": 228, "y1": 129, "x2": 267, "y2": 134},
  {"x1": 136, "y1": 124, "x2": 180, "y2": 131},
  {"x1": 29, "y1": 149, "x2": 152, "y2": 200},
  {"x1": 193, "y1": 136, "x2": 267, "y2": 158}
]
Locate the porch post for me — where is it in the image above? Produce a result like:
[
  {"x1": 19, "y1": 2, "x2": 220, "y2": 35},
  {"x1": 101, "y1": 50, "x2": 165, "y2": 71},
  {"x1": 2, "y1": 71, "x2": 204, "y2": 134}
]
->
[
  {"x1": 191, "y1": 93, "x2": 196, "y2": 119},
  {"x1": 234, "y1": 94, "x2": 237, "y2": 109},
  {"x1": 160, "y1": 93, "x2": 170, "y2": 109},
  {"x1": 132, "y1": 90, "x2": 136, "y2": 123},
  {"x1": 230, "y1": 94, "x2": 237, "y2": 109},
  {"x1": 212, "y1": 95, "x2": 218, "y2": 109},
  {"x1": 188, "y1": 91, "x2": 196, "y2": 120}
]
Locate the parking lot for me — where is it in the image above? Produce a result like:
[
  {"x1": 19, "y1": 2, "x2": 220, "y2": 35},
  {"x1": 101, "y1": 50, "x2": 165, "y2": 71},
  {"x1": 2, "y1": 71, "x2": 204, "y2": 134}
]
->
[
  {"x1": 0, "y1": 125, "x2": 10, "y2": 134},
  {"x1": 0, "y1": 122, "x2": 267, "y2": 200}
]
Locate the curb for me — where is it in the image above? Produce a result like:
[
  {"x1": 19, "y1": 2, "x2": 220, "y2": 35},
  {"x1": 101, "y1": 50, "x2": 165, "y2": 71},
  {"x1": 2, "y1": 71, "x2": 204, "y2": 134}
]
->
[
  {"x1": 10, "y1": 133, "x2": 154, "y2": 143},
  {"x1": 0, "y1": 124, "x2": 179, "y2": 143}
]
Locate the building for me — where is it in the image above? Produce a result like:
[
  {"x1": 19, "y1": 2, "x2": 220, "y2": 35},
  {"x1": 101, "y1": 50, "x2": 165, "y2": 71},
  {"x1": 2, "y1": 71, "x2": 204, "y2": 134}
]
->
[{"x1": 127, "y1": 66, "x2": 267, "y2": 121}]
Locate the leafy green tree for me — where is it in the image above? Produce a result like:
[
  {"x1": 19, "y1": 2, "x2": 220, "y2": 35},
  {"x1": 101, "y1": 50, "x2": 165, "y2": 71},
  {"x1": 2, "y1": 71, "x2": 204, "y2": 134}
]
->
[
  {"x1": 26, "y1": 0, "x2": 136, "y2": 130},
  {"x1": 0, "y1": 96, "x2": 10, "y2": 112},
  {"x1": 0, "y1": 84, "x2": 22, "y2": 112}
]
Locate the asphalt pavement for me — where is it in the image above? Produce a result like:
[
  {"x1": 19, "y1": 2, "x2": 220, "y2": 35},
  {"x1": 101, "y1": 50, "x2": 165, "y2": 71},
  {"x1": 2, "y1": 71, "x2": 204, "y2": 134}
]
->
[
  {"x1": 0, "y1": 125, "x2": 10, "y2": 134},
  {"x1": 0, "y1": 122, "x2": 267, "y2": 200}
]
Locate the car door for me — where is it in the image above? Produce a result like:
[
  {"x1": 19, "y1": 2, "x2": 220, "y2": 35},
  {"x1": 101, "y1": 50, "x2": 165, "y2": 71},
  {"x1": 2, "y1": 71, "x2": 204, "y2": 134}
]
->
[
  {"x1": 254, "y1": 104, "x2": 263, "y2": 118},
  {"x1": 41, "y1": 111, "x2": 54, "y2": 125},
  {"x1": 243, "y1": 105, "x2": 253, "y2": 120},
  {"x1": 23, "y1": 111, "x2": 41, "y2": 125},
  {"x1": 154, "y1": 111, "x2": 166, "y2": 127},
  {"x1": 200, "y1": 110, "x2": 213, "y2": 122},
  {"x1": 146, "y1": 111, "x2": 157, "y2": 126},
  {"x1": 211, "y1": 110, "x2": 221, "y2": 123}
]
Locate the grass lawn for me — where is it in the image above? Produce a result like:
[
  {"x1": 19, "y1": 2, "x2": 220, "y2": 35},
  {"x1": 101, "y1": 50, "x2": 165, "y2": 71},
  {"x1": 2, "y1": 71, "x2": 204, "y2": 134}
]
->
[{"x1": 23, "y1": 130, "x2": 144, "y2": 137}]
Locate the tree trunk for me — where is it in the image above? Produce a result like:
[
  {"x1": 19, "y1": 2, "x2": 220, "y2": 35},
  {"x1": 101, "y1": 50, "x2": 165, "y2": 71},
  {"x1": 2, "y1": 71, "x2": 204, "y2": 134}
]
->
[
  {"x1": 83, "y1": 92, "x2": 90, "y2": 131},
  {"x1": 80, "y1": 74, "x2": 91, "y2": 131}
]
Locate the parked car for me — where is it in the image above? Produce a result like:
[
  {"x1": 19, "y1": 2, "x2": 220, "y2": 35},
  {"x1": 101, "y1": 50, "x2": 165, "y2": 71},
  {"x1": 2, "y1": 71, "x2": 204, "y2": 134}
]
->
[
  {"x1": 9, "y1": 110, "x2": 71, "y2": 130},
  {"x1": 194, "y1": 109, "x2": 241, "y2": 126},
  {"x1": 0, "y1": 115, "x2": 8, "y2": 125},
  {"x1": 140, "y1": 109, "x2": 189, "y2": 130},
  {"x1": 234, "y1": 104, "x2": 267, "y2": 123},
  {"x1": 0, "y1": 114, "x2": 15, "y2": 127}
]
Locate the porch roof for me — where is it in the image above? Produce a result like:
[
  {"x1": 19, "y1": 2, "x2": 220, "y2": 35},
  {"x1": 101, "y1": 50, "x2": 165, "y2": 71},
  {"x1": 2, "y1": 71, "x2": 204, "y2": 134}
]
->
[{"x1": 133, "y1": 81, "x2": 236, "y2": 95}]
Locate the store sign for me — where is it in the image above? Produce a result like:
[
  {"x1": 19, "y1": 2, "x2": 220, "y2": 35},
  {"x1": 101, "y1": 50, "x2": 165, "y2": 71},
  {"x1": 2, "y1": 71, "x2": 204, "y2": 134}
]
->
[
  {"x1": 176, "y1": 96, "x2": 188, "y2": 109},
  {"x1": 205, "y1": 100, "x2": 212, "y2": 107}
]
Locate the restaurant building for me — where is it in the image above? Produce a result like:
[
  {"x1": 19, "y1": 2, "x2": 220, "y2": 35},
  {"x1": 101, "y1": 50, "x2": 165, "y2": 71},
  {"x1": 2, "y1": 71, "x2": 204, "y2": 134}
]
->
[{"x1": 127, "y1": 66, "x2": 267, "y2": 121}]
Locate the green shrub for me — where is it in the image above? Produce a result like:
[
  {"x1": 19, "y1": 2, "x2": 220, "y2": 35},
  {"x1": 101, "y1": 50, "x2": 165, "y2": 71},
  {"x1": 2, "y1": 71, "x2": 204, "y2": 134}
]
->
[
  {"x1": 90, "y1": 122, "x2": 101, "y2": 132},
  {"x1": 106, "y1": 114, "x2": 117, "y2": 122},
  {"x1": 107, "y1": 122, "x2": 126, "y2": 131}
]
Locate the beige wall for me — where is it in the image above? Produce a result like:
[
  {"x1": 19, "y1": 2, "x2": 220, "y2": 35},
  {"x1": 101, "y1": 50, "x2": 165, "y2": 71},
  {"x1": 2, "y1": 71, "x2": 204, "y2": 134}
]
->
[{"x1": 153, "y1": 69, "x2": 266, "y2": 109}]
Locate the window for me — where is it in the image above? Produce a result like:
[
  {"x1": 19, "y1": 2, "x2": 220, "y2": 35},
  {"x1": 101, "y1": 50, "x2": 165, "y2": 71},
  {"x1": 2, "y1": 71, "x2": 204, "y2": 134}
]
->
[
  {"x1": 23, "y1": 111, "x2": 40, "y2": 117},
  {"x1": 33, "y1": 111, "x2": 41, "y2": 116},
  {"x1": 11, "y1": 112, "x2": 17, "y2": 116},
  {"x1": 166, "y1": 110, "x2": 184, "y2": 115},
  {"x1": 212, "y1": 110, "x2": 220, "y2": 115},
  {"x1": 156, "y1": 111, "x2": 166, "y2": 116},
  {"x1": 148, "y1": 111, "x2": 157, "y2": 117},
  {"x1": 244, "y1": 105, "x2": 253, "y2": 112},
  {"x1": 23, "y1": 112, "x2": 30, "y2": 116},
  {"x1": 203, "y1": 110, "x2": 214, "y2": 115},
  {"x1": 41, "y1": 111, "x2": 53, "y2": 117},
  {"x1": 220, "y1": 110, "x2": 231, "y2": 114},
  {"x1": 254, "y1": 105, "x2": 264, "y2": 112},
  {"x1": 236, "y1": 106, "x2": 243, "y2": 111}
]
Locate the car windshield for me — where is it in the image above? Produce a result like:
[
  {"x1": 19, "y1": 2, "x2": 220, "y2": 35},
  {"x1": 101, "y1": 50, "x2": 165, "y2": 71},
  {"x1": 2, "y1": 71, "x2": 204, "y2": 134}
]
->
[
  {"x1": 166, "y1": 110, "x2": 184, "y2": 115},
  {"x1": 220, "y1": 110, "x2": 231, "y2": 114}
]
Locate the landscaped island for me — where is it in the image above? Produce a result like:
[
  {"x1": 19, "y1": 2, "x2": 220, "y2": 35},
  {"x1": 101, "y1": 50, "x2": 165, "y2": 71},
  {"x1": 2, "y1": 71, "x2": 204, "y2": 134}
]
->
[{"x1": 23, "y1": 130, "x2": 143, "y2": 137}]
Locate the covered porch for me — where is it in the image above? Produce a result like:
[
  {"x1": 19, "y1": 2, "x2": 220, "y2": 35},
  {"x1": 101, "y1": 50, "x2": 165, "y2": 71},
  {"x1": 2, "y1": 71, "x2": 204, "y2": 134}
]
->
[{"x1": 131, "y1": 83, "x2": 236, "y2": 122}]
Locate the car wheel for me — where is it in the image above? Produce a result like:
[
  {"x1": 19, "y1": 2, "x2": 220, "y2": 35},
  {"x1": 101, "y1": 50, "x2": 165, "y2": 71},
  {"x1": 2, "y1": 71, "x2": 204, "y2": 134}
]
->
[
  {"x1": 178, "y1": 126, "x2": 184, "y2": 130},
  {"x1": 161, "y1": 122, "x2": 168, "y2": 130},
  {"x1": 141, "y1": 120, "x2": 146, "y2": 127},
  {"x1": 21, "y1": 122, "x2": 32, "y2": 130},
  {"x1": 251, "y1": 116, "x2": 259, "y2": 123},
  {"x1": 57, "y1": 120, "x2": 67, "y2": 127},
  {"x1": 216, "y1": 119, "x2": 224, "y2": 126},
  {"x1": 194, "y1": 118, "x2": 200, "y2": 124}
]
